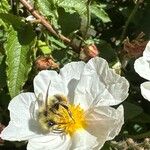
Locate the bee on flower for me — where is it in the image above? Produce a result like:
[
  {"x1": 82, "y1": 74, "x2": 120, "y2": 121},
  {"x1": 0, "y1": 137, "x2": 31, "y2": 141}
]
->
[{"x1": 0, "y1": 57, "x2": 129, "y2": 150}]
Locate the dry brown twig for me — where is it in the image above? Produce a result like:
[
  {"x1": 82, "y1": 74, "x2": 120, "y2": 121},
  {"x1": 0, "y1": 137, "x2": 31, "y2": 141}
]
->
[{"x1": 20, "y1": 0, "x2": 71, "y2": 45}]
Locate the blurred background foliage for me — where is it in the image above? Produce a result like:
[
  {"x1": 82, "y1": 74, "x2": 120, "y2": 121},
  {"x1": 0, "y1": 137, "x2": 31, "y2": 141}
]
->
[{"x1": 0, "y1": 0, "x2": 150, "y2": 149}]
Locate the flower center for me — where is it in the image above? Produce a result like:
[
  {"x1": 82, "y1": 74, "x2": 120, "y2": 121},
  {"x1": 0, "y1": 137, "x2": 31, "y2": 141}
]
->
[
  {"x1": 37, "y1": 95, "x2": 86, "y2": 135},
  {"x1": 57, "y1": 104, "x2": 86, "y2": 135}
]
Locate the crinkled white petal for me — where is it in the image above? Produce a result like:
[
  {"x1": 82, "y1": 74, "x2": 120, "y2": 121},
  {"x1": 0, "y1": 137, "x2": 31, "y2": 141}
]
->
[
  {"x1": 27, "y1": 134, "x2": 71, "y2": 150},
  {"x1": 85, "y1": 105, "x2": 124, "y2": 149},
  {"x1": 74, "y1": 57, "x2": 129, "y2": 109},
  {"x1": 1, "y1": 93, "x2": 40, "y2": 141},
  {"x1": 60, "y1": 61, "x2": 85, "y2": 102},
  {"x1": 141, "y1": 81, "x2": 150, "y2": 101},
  {"x1": 34, "y1": 70, "x2": 68, "y2": 101},
  {"x1": 70, "y1": 130, "x2": 98, "y2": 150},
  {"x1": 60, "y1": 61, "x2": 85, "y2": 85},
  {"x1": 143, "y1": 41, "x2": 150, "y2": 61},
  {"x1": 134, "y1": 57, "x2": 150, "y2": 81}
]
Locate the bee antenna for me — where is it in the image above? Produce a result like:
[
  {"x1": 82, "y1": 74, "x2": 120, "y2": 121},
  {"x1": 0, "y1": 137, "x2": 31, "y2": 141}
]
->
[{"x1": 45, "y1": 80, "x2": 51, "y2": 111}]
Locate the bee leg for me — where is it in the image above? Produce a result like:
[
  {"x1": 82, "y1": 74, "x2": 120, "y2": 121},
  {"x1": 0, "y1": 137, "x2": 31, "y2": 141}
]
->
[
  {"x1": 52, "y1": 123, "x2": 67, "y2": 134},
  {"x1": 52, "y1": 126, "x2": 64, "y2": 134},
  {"x1": 59, "y1": 103, "x2": 75, "y2": 122},
  {"x1": 49, "y1": 108, "x2": 63, "y2": 117}
]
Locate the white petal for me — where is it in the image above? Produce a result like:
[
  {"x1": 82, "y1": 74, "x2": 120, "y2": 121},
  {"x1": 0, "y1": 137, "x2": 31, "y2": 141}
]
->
[
  {"x1": 1, "y1": 93, "x2": 40, "y2": 141},
  {"x1": 60, "y1": 61, "x2": 85, "y2": 85},
  {"x1": 60, "y1": 62, "x2": 85, "y2": 102},
  {"x1": 74, "y1": 57, "x2": 129, "y2": 109},
  {"x1": 34, "y1": 70, "x2": 68, "y2": 101},
  {"x1": 134, "y1": 57, "x2": 150, "y2": 81},
  {"x1": 143, "y1": 41, "x2": 150, "y2": 61},
  {"x1": 141, "y1": 81, "x2": 150, "y2": 101},
  {"x1": 70, "y1": 130, "x2": 98, "y2": 150},
  {"x1": 27, "y1": 134, "x2": 71, "y2": 150},
  {"x1": 85, "y1": 105, "x2": 124, "y2": 149}
]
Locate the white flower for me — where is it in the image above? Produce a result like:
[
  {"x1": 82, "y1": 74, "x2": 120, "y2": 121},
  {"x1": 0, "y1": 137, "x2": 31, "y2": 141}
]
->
[
  {"x1": 0, "y1": 57, "x2": 129, "y2": 150},
  {"x1": 134, "y1": 41, "x2": 150, "y2": 101}
]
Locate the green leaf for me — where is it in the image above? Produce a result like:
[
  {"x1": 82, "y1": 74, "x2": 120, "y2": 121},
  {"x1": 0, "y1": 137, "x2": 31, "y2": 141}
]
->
[
  {"x1": 58, "y1": 8, "x2": 81, "y2": 36},
  {"x1": 57, "y1": 0, "x2": 86, "y2": 14},
  {"x1": 0, "y1": 54, "x2": 7, "y2": 88},
  {"x1": 37, "y1": 40, "x2": 52, "y2": 54},
  {"x1": 5, "y1": 27, "x2": 33, "y2": 98},
  {"x1": 0, "y1": 13, "x2": 24, "y2": 30},
  {"x1": 36, "y1": 0, "x2": 86, "y2": 16},
  {"x1": 35, "y1": 0, "x2": 59, "y2": 27},
  {"x1": 123, "y1": 102, "x2": 143, "y2": 120},
  {"x1": 90, "y1": 5, "x2": 111, "y2": 23},
  {"x1": 0, "y1": 0, "x2": 10, "y2": 13},
  {"x1": 48, "y1": 36, "x2": 67, "y2": 49},
  {"x1": 0, "y1": 1, "x2": 11, "y2": 28},
  {"x1": 36, "y1": 0, "x2": 56, "y2": 17},
  {"x1": 17, "y1": 24, "x2": 36, "y2": 45}
]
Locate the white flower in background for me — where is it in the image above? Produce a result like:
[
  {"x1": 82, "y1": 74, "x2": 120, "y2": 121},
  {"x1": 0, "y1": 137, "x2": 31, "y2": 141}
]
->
[
  {"x1": 134, "y1": 41, "x2": 150, "y2": 101},
  {"x1": 0, "y1": 57, "x2": 129, "y2": 150}
]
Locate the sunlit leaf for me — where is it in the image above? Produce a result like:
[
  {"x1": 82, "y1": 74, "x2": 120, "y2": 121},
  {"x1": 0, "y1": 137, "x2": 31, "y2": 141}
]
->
[
  {"x1": 90, "y1": 5, "x2": 111, "y2": 23},
  {"x1": 57, "y1": 0, "x2": 86, "y2": 14},
  {"x1": 37, "y1": 40, "x2": 52, "y2": 54},
  {"x1": 0, "y1": 0, "x2": 10, "y2": 13},
  {"x1": 0, "y1": 0, "x2": 10, "y2": 28},
  {"x1": 5, "y1": 27, "x2": 34, "y2": 98}
]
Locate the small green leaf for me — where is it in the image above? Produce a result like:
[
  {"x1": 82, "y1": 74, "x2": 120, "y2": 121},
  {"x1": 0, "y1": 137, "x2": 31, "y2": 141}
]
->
[
  {"x1": 37, "y1": 40, "x2": 52, "y2": 54},
  {"x1": 5, "y1": 27, "x2": 33, "y2": 98},
  {"x1": 48, "y1": 36, "x2": 67, "y2": 49},
  {"x1": 90, "y1": 5, "x2": 111, "y2": 23}
]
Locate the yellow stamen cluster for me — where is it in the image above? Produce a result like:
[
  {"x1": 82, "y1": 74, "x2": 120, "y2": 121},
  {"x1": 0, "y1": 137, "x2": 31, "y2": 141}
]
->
[{"x1": 58, "y1": 104, "x2": 86, "y2": 135}]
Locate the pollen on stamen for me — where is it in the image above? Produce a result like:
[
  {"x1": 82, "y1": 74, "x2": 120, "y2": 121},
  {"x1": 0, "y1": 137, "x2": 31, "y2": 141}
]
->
[{"x1": 57, "y1": 104, "x2": 87, "y2": 135}]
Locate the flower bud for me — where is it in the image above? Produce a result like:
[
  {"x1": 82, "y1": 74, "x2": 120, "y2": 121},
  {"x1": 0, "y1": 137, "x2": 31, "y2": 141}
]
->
[
  {"x1": 35, "y1": 56, "x2": 59, "y2": 70},
  {"x1": 80, "y1": 44, "x2": 99, "y2": 61}
]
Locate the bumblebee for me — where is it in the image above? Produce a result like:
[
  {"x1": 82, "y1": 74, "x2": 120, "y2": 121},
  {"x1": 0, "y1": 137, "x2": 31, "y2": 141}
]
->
[{"x1": 37, "y1": 82, "x2": 72, "y2": 133}]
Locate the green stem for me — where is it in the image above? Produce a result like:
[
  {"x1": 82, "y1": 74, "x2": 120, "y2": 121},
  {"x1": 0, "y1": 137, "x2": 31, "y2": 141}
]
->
[
  {"x1": 120, "y1": 1, "x2": 140, "y2": 42},
  {"x1": 83, "y1": 0, "x2": 92, "y2": 40}
]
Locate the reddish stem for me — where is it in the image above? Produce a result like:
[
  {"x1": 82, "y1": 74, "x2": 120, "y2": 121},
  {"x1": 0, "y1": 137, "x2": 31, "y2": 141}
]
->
[{"x1": 20, "y1": 0, "x2": 71, "y2": 44}]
